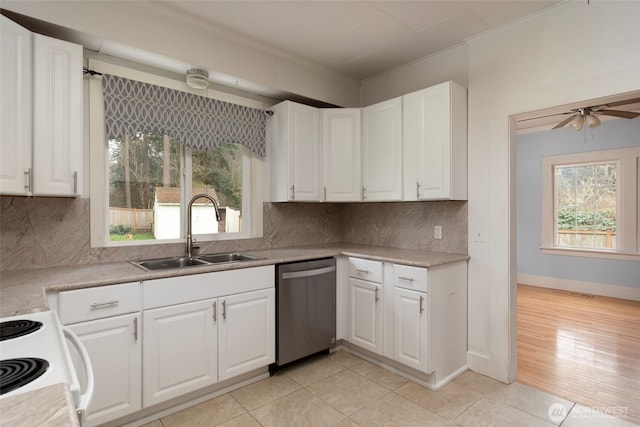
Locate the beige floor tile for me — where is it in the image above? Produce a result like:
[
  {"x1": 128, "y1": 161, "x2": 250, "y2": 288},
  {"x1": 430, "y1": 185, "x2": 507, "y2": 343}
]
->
[
  {"x1": 230, "y1": 372, "x2": 301, "y2": 411},
  {"x1": 327, "y1": 349, "x2": 365, "y2": 369},
  {"x1": 332, "y1": 418, "x2": 361, "y2": 426},
  {"x1": 307, "y1": 369, "x2": 389, "y2": 415},
  {"x1": 217, "y1": 413, "x2": 262, "y2": 427},
  {"x1": 561, "y1": 404, "x2": 640, "y2": 427},
  {"x1": 453, "y1": 370, "x2": 503, "y2": 394},
  {"x1": 350, "y1": 392, "x2": 450, "y2": 426},
  {"x1": 395, "y1": 380, "x2": 481, "y2": 419},
  {"x1": 161, "y1": 393, "x2": 246, "y2": 427},
  {"x1": 350, "y1": 360, "x2": 408, "y2": 390},
  {"x1": 487, "y1": 381, "x2": 574, "y2": 425},
  {"x1": 250, "y1": 389, "x2": 345, "y2": 427},
  {"x1": 284, "y1": 355, "x2": 349, "y2": 387},
  {"x1": 454, "y1": 398, "x2": 555, "y2": 427}
]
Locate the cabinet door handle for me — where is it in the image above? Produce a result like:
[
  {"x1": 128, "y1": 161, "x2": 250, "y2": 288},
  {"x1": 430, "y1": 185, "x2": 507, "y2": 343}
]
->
[
  {"x1": 374, "y1": 287, "x2": 380, "y2": 302},
  {"x1": 419, "y1": 295, "x2": 425, "y2": 314},
  {"x1": 133, "y1": 317, "x2": 138, "y2": 341},
  {"x1": 89, "y1": 300, "x2": 119, "y2": 309},
  {"x1": 416, "y1": 181, "x2": 421, "y2": 199},
  {"x1": 398, "y1": 276, "x2": 414, "y2": 282},
  {"x1": 24, "y1": 168, "x2": 31, "y2": 192},
  {"x1": 212, "y1": 301, "x2": 217, "y2": 322},
  {"x1": 290, "y1": 185, "x2": 295, "y2": 200},
  {"x1": 222, "y1": 300, "x2": 226, "y2": 320},
  {"x1": 324, "y1": 186, "x2": 327, "y2": 201},
  {"x1": 73, "y1": 171, "x2": 78, "y2": 194},
  {"x1": 361, "y1": 187, "x2": 366, "y2": 200}
]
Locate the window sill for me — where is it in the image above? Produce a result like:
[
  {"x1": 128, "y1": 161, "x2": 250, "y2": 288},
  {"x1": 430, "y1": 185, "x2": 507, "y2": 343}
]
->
[{"x1": 540, "y1": 247, "x2": 640, "y2": 261}]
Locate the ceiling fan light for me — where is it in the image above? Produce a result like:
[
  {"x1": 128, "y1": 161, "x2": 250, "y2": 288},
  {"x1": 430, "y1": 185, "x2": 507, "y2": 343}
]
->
[
  {"x1": 569, "y1": 115, "x2": 585, "y2": 131},
  {"x1": 585, "y1": 114, "x2": 601, "y2": 128},
  {"x1": 186, "y1": 68, "x2": 209, "y2": 89}
]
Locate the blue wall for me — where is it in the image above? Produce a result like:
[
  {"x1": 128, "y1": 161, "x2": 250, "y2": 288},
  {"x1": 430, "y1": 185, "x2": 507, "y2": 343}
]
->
[{"x1": 516, "y1": 118, "x2": 640, "y2": 288}]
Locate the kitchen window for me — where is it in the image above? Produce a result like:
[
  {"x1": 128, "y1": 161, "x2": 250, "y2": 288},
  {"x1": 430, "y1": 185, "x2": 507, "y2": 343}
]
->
[
  {"x1": 89, "y1": 59, "x2": 265, "y2": 247},
  {"x1": 540, "y1": 147, "x2": 640, "y2": 260}
]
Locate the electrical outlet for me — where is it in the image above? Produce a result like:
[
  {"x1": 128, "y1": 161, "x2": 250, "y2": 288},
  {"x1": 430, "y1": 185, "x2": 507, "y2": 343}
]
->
[
  {"x1": 434, "y1": 225, "x2": 442, "y2": 240},
  {"x1": 474, "y1": 228, "x2": 484, "y2": 242}
]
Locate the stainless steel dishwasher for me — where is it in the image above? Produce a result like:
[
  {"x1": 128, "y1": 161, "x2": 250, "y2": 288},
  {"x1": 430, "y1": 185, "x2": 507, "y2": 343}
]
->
[{"x1": 271, "y1": 258, "x2": 336, "y2": 373}]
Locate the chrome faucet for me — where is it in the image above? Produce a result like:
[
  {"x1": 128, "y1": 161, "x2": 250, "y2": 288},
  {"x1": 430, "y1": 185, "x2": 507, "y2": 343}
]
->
[{"x1": 186, "y1": 193, "x2": 221, "y2": 259}]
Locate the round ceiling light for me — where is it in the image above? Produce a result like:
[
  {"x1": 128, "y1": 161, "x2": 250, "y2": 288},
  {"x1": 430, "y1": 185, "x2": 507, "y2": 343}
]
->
[{"x1": 186, "y1": 68, "x2": 209, "y2": 90}]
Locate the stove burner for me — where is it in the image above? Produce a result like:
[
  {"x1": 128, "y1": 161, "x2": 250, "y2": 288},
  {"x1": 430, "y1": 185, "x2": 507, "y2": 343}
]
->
[
  {"x1": 0, "y1": 320, "x2": 43, "y2": 341},
  {"x1": 0, "y1": 358, "x2": 50, "y2": 395}
]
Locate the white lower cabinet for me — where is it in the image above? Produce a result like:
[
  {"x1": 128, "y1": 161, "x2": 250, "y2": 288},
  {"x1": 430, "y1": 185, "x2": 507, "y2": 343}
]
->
[
  {"x1": 68, "y1": 313, "x2": 142, "y2": 426},
  {"x1": 393, "y1": 288, "x2": 428, "y2": 373},
  {"x1": 50, "y1": 282, "x2": 142, "y2": 426},
  {"x1": 345, "y1": 257, "x2": 467, "y2": 388},
  {"x1": 141, "y1": 266, "x2": 275, "y2": 408},
  {"x1": 142, "y1": 299, "x2": 218, "y2": 407}
]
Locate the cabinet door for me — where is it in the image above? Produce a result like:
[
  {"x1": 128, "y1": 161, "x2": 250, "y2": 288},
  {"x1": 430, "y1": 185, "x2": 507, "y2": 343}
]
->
[
  {"x1": 68, "y1": 313, "x2": 141, "y2": 426},
  {"x1": 0, "y1": 16, "x2": 32, "y2": 195},
  {"x1": 322, "y1": 109, "x2": 361, "y2": 202},
  {"x1": 393, "y1": 288, "x2": 429, "y2": 373},
  {"x1": 32, "y1": 33, "x2": 83, "y2": 196},
  {"x1": 290, "y1": 102, "x2": 322, "y2": 201},
  {"x1": 403, "y1": 82, "x2": 467, "y2": 201},
  {"x1": 362, "y1": 97, "x2": 402, "y2": 201},
  {"x1": 218, "y1": 288, "x2": 275, "y2": 381},
  {"x1": 349, "y1": 278, "x2": 382, "y2": 354},
  {"x1": 143, "y1": 299, "x2": 217, "y2": 407}
]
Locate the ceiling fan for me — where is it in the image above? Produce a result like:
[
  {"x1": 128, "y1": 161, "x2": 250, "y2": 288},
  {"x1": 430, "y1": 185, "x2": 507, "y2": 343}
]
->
[{"x1": 553, "y1": 97, "x2": 640, "y2": 131}]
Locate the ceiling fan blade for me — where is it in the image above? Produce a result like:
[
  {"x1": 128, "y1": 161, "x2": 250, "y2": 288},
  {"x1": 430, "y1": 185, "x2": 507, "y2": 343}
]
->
[
  {"x1": 601, "y1": 97, "x2": 640, "y2": 108},
  {"x1": 553, "y1": 114, "x2": 577, "y2": 129},
  {"x1": 596, "y1": 110, "x2": 640, "y2": 119}
]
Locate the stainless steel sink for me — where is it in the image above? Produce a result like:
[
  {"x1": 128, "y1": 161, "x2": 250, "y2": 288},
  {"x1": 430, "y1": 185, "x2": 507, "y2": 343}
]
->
[
  {"x1": 131, "y1": 253, "x2": 263, "y2": 271},
  {"x1": 131, "y1": 256, "x2": 209, "y2": 271},
  {"x1": 197, "y1": 253, "x2": 262, "y2": 264}
]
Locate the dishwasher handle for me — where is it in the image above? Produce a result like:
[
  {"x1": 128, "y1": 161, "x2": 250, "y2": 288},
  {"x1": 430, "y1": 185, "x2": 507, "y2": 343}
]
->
[{"x1": 281, "y1": 265, "x2": 336, "y2": 280}]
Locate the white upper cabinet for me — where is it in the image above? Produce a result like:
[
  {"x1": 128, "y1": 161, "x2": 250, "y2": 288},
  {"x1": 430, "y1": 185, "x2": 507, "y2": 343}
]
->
[
  {"x1": 33, "y1": 33, "x2": 83, "y2": 196},
  {"x1": 322, "y1": 108, "x2": 361, "y2": 202},
  {"x1": 403, "y1": 81, "x2": 467, "y2": 201},
  {"x1": 362, "y1": 97, "x2": 403, "y2": 202},
  {"x1": 269, "y1": 100, "x2": 322, "y2": 202},
  {"x1": 1, "y1": 16, "x2": 32, "y2": 195},
  {"x1": 0, "y1": 16, "x2": 83, "y2": 197}
]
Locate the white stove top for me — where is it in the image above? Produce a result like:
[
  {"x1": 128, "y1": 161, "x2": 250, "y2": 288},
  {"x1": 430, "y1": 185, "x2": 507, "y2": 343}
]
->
[{"x1": 0, "y1": 311, "x2": 81, "y2": 403}]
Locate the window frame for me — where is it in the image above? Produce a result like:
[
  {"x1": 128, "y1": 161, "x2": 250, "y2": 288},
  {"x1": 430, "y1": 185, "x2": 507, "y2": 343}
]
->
[
  {"x1": 88, "y1": 58, "x2": 264, "y2": 248},
  {"x1": 540, "y1": 147, "x2": 639, "y2": 260}
]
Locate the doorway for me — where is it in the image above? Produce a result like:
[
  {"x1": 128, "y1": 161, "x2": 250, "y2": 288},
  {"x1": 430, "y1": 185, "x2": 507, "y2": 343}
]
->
[{"x1": 512, "y1": 92, "x2": 640, "y2": 424}]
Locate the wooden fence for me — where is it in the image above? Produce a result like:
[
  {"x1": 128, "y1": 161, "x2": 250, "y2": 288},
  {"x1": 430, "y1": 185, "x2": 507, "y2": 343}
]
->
[
  {"x1": 110, "y1": 208, "x2": 153, "y2": 231},
  {"x1": 557, "y1": 229, "x2": 616, "y2": 249}
]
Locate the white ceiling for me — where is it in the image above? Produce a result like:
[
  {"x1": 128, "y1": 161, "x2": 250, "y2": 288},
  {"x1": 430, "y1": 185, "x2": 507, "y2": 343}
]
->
[{"x1": 154, "y1": 0, "x2": 562, "y2": 80}]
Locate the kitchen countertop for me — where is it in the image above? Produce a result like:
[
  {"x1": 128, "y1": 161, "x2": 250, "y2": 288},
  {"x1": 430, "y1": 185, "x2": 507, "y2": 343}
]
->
[
  {"x1": 0, "y1": 243, "x2": 468, "y2": 426},
  {"x1": 0, "y1": 243, "x2": 469, "y2": 317}
]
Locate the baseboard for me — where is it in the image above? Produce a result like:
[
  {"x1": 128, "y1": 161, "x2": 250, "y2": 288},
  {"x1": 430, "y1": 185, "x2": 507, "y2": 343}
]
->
[{"x1": 517, "y1": 273, "x2": 640, "y2": 301}]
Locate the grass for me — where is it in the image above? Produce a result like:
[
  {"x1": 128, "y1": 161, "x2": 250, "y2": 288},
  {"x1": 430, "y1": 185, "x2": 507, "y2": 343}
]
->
[{"x1": 109, "y1": 232, "x2": 155, "y2": 241}]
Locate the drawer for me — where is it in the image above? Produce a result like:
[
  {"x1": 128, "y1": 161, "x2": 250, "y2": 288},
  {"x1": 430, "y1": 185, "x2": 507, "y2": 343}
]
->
[
  {"x1": 393, "y1": 264, "x2": 428, "y2": 292},
  {"x1": 348, "y1": 257, "x2": 383, "y2": 284},
  {"x1": 58, "y1": 282, "x2": 141, "y2": 324}
]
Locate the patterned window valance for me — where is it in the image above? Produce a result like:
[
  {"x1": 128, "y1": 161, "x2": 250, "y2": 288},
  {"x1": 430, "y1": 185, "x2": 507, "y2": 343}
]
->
[{"x1": 102, "y1": 74, "x2": 266, "y2": 156}]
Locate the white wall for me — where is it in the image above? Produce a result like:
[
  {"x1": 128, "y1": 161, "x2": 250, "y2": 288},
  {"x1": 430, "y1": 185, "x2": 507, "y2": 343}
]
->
[
  {"x1": 1, "y1": 1, "x2": 360, "y2": 107},
  {"x1": 361, "y1": 1, "x2": 640, "y2": 383},
  {"x1": 466, "y1": 1, "x2": 640, "y2": 382}
]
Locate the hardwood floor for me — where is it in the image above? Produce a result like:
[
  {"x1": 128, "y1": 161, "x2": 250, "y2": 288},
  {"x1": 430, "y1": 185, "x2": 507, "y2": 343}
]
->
[{"x1": 517, "y1": 284, "x2": 640, "y2": 425}]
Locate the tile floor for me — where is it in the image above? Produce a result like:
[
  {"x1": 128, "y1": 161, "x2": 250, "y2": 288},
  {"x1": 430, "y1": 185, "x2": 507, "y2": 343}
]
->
[{"x1": 142, "y1": 350, "x2": 639, "y2": 427}]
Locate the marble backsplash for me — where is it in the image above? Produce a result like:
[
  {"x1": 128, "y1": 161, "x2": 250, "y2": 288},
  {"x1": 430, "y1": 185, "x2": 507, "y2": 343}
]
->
[{"x1": 0, "y1": 196, "x2": 466, "y2": 271}]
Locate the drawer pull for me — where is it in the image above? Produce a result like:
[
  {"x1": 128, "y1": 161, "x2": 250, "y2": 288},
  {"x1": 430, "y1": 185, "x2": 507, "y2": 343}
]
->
[
  {"x1": 89, "y1": 300, "x2": 119, "y2": 310},
  {"x1": 356, "y1": 269, "x2": 370, "y2": 274},
  {"x1": 398, "y1": 276, "x2": 415, "y2": 282}
]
